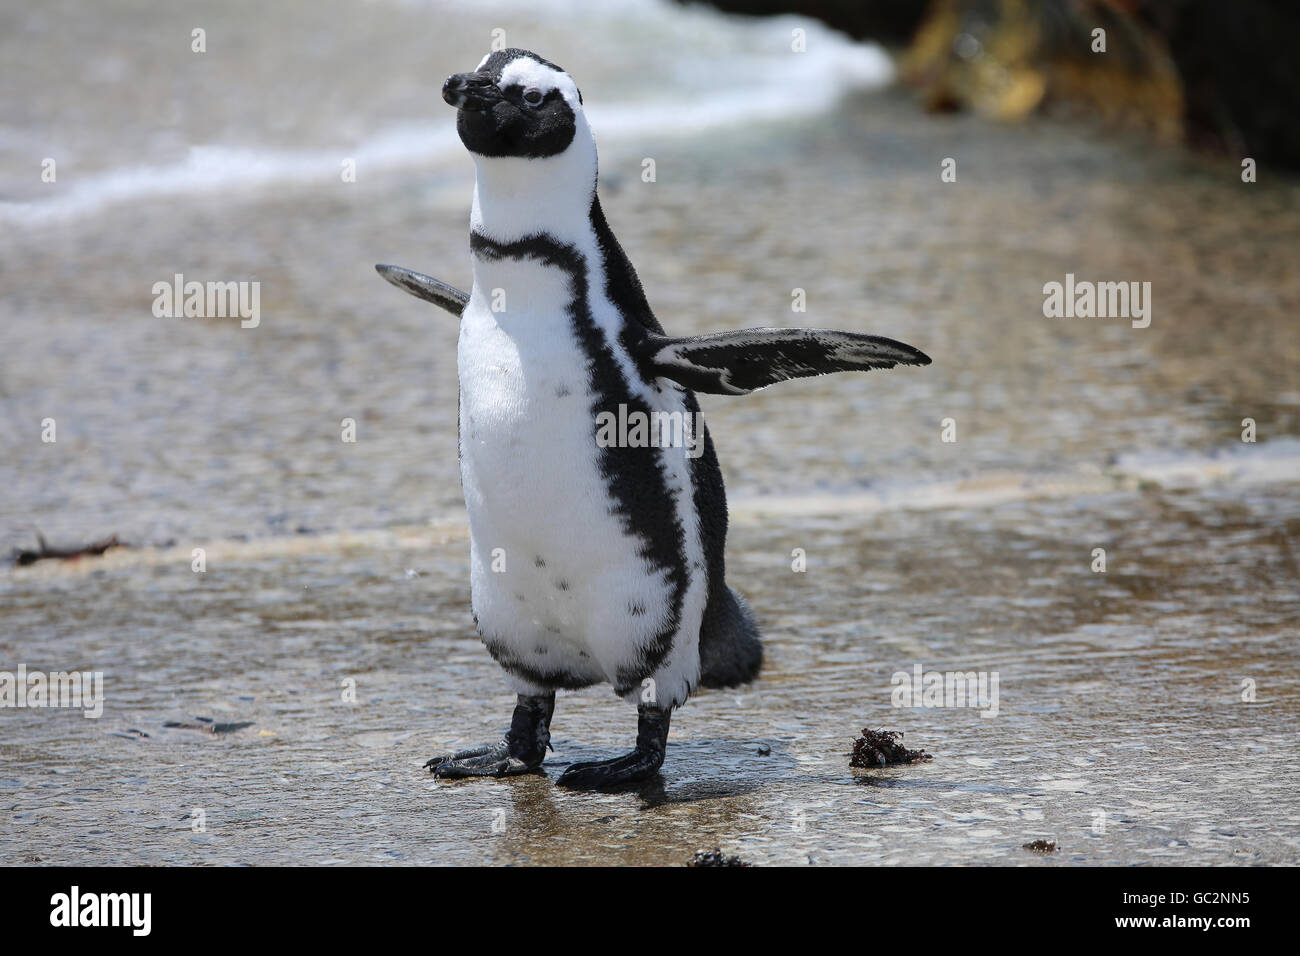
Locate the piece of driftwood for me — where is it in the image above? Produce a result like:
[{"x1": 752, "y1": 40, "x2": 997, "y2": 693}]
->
[{"x1": 11, "y1": 531, "x2": 124, "y2": 566}]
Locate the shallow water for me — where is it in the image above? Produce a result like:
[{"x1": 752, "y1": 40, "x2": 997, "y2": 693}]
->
[{"x1": 2, "y1": 0, "x2": 1299, "y2": 865}]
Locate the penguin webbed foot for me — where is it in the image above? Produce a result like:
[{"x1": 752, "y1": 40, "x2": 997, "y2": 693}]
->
[
  {"x1": 426, "y1": 692, "x2": 554, "y2": 780},
  {"x1": 556, "y1": 706, "x2": 671, "y2": 791},
  {"x1": 425, "y1": 737, "x2": 536, "y2": 778}
]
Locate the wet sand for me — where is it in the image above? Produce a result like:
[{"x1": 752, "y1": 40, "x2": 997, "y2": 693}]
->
[{"x1": 4, "y1": 480, "x2": 1299, "y2": 865}]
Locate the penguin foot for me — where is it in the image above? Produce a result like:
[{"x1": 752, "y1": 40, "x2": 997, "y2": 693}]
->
[
  {"x1": 425, "y1": 740, "x2": 538, "y2": 778},
  {"x1": 556, "y1": 706, "x2": 671, "y2": 790},
  {"x1": 426, "y1": 692, "x2": 554, "y2": 780}
]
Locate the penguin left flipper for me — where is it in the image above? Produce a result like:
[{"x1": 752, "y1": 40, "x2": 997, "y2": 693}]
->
[
  {"x1": 375, "y1": 263, "x2": 469, "y2": 316},
  {"x1": 639, "y1": 328, "x2": 932, "y2": 396}
]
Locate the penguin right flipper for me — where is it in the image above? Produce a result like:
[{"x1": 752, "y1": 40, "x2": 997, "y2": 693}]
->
[
  {"x1": 375, "y1": 263, "x2": 469, "y2": 317},
  {"x1": 640, "y1": 328, "x2": 931, "y2": 396}
]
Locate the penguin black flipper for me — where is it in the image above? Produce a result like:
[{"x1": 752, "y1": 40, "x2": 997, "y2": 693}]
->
[
  {"x1": 375, "y1": 263, "x2": 469, "y2": 316},
  {"x1": 640, "y1": 328, "x2": 932, "y2": 396}
]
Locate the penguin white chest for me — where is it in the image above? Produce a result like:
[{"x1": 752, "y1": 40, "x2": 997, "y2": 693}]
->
[{"x1": 456, "y1": 255, "x2": 684, "y2": 689}]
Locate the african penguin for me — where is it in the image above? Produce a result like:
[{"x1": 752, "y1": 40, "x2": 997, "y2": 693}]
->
[{"x1": 376, "y1": 48, "x2": 930, "y2": 790}]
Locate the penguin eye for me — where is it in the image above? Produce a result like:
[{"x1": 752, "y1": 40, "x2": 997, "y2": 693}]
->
[{"x1": 522, "y1": 88, "x2": 544, "y2": 107}]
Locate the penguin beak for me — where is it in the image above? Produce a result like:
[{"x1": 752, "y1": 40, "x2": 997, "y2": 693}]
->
[{"x1": 442, "y1": 72, "x2": 501, "y2": 111}]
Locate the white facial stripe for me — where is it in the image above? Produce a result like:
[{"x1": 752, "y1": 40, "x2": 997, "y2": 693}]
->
[{"x1": 498, "y1": 56, "x2": 581, "y2": 109}]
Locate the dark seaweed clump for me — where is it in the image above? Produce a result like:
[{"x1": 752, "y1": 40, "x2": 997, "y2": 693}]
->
[
  {"x1": 849, "y1": 728, "x2": 932, "y2": 768},
  {"x1": 687, "y1": 848, "x2": 750, "y2": 867},
  {"x1": 1023, "y1": 840, "x2": 1058, "y2": 854}
]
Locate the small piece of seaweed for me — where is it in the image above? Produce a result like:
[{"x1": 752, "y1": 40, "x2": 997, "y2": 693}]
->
[
  {"x1": 211, "y1": 721, "x2": 255, "y2": 734},
  {"x1": 849, "y1": 728, "x2": 933, "y2": 768},
  {"x1": 1023, "y1": 840, "x2": 1058, "y2": 854},
  {"x1": 687, "y1": 848, "x2": 750, "y2": 868},
  {"x1": 163, "y1": 719, "x2": 255, "y2": 734}
]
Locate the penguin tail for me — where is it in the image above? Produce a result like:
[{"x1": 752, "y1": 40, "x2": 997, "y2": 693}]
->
[{"x1": 698, "y1": 585, "x2": 763, "y2": 689}]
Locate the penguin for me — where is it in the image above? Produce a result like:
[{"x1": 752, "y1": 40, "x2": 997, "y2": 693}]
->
[{"x1": 375, "y1": 48, "x2": 930, "y2": 790}]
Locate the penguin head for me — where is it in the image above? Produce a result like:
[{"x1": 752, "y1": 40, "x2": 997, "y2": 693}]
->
[{"x1": 443, "y1": 49, "x2": 587, "y2": 161}]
